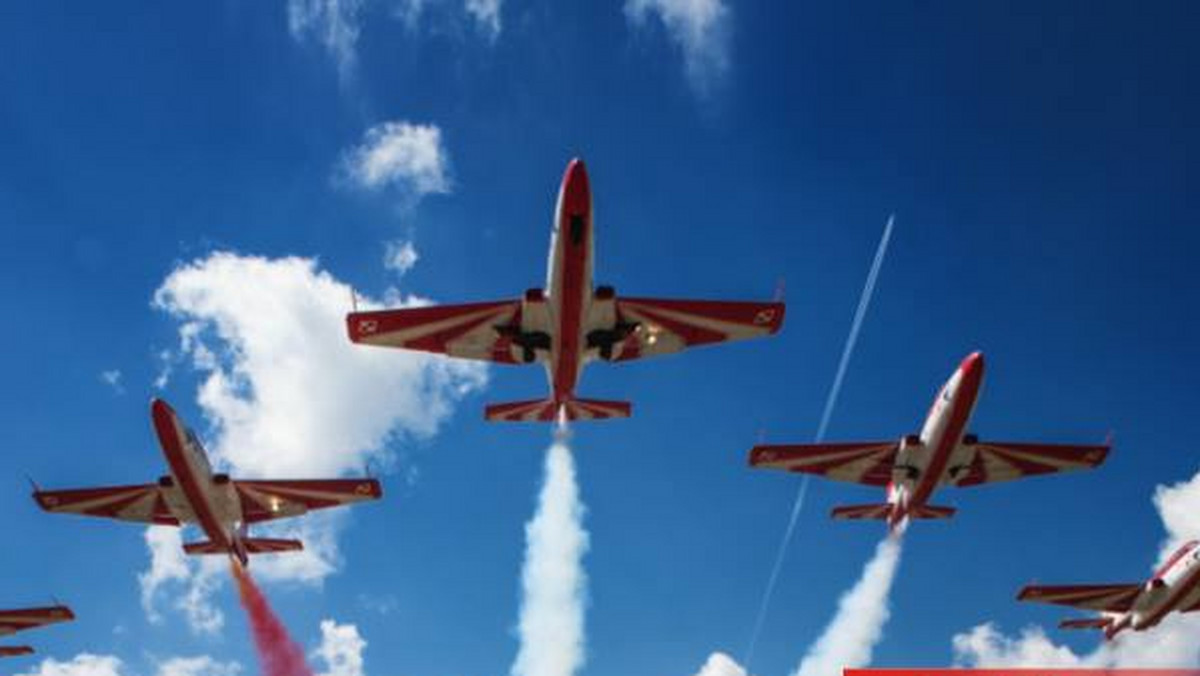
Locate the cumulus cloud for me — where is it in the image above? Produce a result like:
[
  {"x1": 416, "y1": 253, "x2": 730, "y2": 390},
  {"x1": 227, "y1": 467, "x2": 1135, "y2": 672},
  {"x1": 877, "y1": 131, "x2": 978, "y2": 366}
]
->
[
  {"x1": 288, "y1": 0, "x2": 364, "y2": 80},
  {"x1": 314, "y1": 620, "x2": 367, "y2": 676},
  {"x1": 14, "y1": 654, "x2": 240, "y2": 676},
  {"x1": 384, "y1": 239, "x2": 420, "y2": 276},
  {"x1": 339, "y1": 121, "x2": 451, "y2": 205},
  {"x1": 14, "y1": 655, "x2": 125, "y2": 676},
  {"x1": 154, "y1": 657, "x2": 241, "y2": 676},
  {"x1": 140, "y1": 251, "x2": 486, "y2": 629},
  {"x1": 952, "y1": 466, "x2": 1200, "y2": 668},
  {"x1": 691, "y1": 652, "x2": 750, "y2": 676},
  {"x1": 624, "y1": 0, "x2": 731, "y2": 97},
  {"x1": 139, "y1": 528, "x2": 226, "y2": 634},
  {"x1": 511, "y1": 427, "x2": 590, "y2": 676}
]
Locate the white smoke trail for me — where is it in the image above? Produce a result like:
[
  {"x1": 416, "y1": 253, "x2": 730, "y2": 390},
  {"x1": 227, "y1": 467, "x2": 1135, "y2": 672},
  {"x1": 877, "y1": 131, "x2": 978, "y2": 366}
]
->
[
  {"x1": 511, "y1": 423, "x2": 590, "y2": 676},
  {"x1": 744, "y1": 215, "x2": 895, "y2": 666},
  {"x1": 791, "y1": 536, "x2": 904, "y2": 676}
]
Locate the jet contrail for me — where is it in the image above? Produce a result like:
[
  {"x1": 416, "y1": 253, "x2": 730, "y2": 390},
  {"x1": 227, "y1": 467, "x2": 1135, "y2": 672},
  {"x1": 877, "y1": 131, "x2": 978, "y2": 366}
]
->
[
  {"x1": 791, "y1": 535, "x2": 904, "y2": 676},
  {"x1": 743, "y1": 215, "x2": 894, "y2": 668},
  {"x1": 511, "y1": 421, "x2": 590, "y2": 676}
]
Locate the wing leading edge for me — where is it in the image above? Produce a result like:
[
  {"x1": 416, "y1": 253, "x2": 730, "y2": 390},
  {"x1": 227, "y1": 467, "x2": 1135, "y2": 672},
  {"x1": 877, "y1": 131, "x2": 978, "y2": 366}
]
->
[
  {"x1": 1018, "y1": 583, "x2": 1142, "y2": 612},
  {"x1": 347, "y1": 301, "x2": 523, "y2": 364},
  {"x1": 952, "y1": 441, "x2": 1110, "y2": 487},
  {"x1": 235, "y1": 478, "x2": 383, "y2": 524},
  {"x1": 748, "y1": 442, "x2": 899, "y2": 486}
]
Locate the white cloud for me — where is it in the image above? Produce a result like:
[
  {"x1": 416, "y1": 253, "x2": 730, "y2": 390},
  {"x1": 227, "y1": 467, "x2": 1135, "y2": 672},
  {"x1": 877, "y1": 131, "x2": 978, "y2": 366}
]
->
[
  {"x1": 139, "y1": 527, "x2": 226, "y2": 634},
  {"x1": 511, "y1": 427, "x2": 590, "y2": 676},
  {"x1": 153, "y1": 349, "x2": 174, "y2": 390},
  {"x1": 99, "y1": 369, "x2": 124, "y2": 394},
  {"x1": 154, "y1": 657, "x2": 240, "y2": 676},
  {"x1": 464, "y1": 0, "x2": 502, "y2": 39},
  {"x1": 339, "y1": 121, "x2": 451, "y2": 204},
  {"x1": 14, "y1": 655, "x2": 125, "y2": 676},
  {"x1": 141, "y1": 251, "x2": 486, "y2": 628},
  {"x1": 288, "y1": 0, "x2": 364, "y2": 80},
  {"x1": 14, "y1": 654, "x2": 238, "y2": 676},
  {"x1": 356, "y1": 593, "x2": 398, "y2": 616},
  {"x1": 314, "y1": 620, "x2": 367, "y2": 676},
  {"x1": 691, "y1": 653, "x2": 749, "y2": 676},
  {"x1": 624, "y1": 0, "x2": 731, "y2": 97},
  {"x1": 952, "y1": 465, "x2": 1200, "y2": 668},
  {"x1": 384, "y1": 239, "x2": 420, "y2": 275},
  {"x1": 792, "y1": 537, "x2": 903, "y2": 676},
  {"x1": 152, "y1": 252, "x2": 484, "y2": 478}
]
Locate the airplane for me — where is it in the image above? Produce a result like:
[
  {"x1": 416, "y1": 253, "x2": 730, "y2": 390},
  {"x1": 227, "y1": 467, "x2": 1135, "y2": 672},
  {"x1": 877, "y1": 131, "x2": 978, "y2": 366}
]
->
[
  {"x1": 748, "y1": 351, "x2": 1109, "y2": 531},
  {"x1": 345, "y1": 158, "x2": 785, "y2": 423},
  {"x1": 33, "y1": 399, "x2": 382, "y2": 567},
  {"x1": 0, "y1": 605, "x2": 74, "y2": 658},
  {"x1": 1018, "y1": 539, "x2": 1200, "y2": 640}
]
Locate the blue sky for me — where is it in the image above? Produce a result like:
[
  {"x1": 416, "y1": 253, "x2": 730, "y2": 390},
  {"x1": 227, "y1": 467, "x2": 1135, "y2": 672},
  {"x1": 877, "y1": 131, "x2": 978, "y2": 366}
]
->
[{"x1": 2, "y1": 2, "x2": 1199, "y2": 676}]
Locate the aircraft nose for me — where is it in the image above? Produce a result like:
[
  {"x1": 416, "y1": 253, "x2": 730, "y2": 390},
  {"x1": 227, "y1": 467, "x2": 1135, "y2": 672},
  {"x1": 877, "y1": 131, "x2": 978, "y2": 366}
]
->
[
  {"x1": 961, "y1": 351, "x2": 985, "y2": 379},
  {"x1": 150, "y1": 398, "x2": 173, "y2": 419},
  {"x1": 561, "y1": 158, "x2": 591, "y2": 215}
]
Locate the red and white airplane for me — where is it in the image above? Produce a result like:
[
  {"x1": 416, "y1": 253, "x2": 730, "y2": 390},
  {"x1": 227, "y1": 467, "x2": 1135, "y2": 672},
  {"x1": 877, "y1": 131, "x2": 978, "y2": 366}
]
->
[
  {"x1": 1018, "y1": 540, "x2": 1200, "y2": 640},
  {"x1": 0, "y1": 605, "x2": 74, "y2": 658},
  {"x1": 346, "y1": 158, "x2": 785, "y2": 423},
  {"x1": 33, "y1": 399, "x2": 382, "y2": 566},
  {"x1": 749, "y1": 352, "x2": 1109, "y2": 531}
]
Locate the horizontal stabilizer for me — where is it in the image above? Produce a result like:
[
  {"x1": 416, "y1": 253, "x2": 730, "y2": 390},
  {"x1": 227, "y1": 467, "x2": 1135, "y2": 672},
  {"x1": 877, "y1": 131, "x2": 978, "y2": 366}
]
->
[
  {"x1": 183, "y1": 540, "x2": 226, "y2": 555},
  {"x1": 0, "y1": 646, "x2": 34, "y2": 658},
  {"x1": 908, "y1": 504, "x2": 956, "y2": 520},
  {"x1": 563, "y1": 398, "x2": 631, "y2": 421},
  {"x1": 485, "y1": 398, "x2": 631, "y2": 423},
  {"x1": 242, "y1": 538, "x2": 303, "y2": 554},
  {"x1": 184, "y1": 538, "x2": 303, "y2": 556},
  {"x1": 1060, "y1": 617, "x2": 1112, "y2": 630},
  {"x1": 831, "y1": 503, "x2": 892, "y2": 520}
]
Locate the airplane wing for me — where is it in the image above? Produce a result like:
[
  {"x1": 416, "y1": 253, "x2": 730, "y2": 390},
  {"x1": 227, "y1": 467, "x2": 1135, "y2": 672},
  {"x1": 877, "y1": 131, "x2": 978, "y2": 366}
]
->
[
  {"x1": 1017, "y1": 583, "x2": 1142, "y2": 612},
  {"x1": 346, "y1": 301, "x2": 524, "y2": 364},
  {"x1": 605, "y1": 298, "x2": 784, "y2": 361},
  {"x1": 748, "y1": 442, "x2": 898, "y2": 486},
  {"x1": 33, "y1": 484, "x2": 179, "y2": 525},
  {"x1": 950, "y1": 441, "x2": 1110, "y2": 487},
  {"x1": 0, "y1": 606, "x2": 74, "y2": 638},
  {"x1": 235, "y1": 479, "x2": 383, "y2": 524}
]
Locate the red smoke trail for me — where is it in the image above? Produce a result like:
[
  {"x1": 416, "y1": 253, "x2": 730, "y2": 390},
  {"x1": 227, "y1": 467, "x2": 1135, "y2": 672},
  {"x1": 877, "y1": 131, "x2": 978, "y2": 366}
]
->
[{"x1": 230, "y1": 560, "x2": 315, "y2": 676}]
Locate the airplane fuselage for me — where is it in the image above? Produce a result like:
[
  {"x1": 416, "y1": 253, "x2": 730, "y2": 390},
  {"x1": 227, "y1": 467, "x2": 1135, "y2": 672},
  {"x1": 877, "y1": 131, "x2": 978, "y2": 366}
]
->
[
  {"x1": 543, "y1": 159, "x2": 596, "y2": 407},
  {"x1": 151, "y1": 399, "x2": 248, "y2": 561},
  {"x1": 1108, "y1": 540, "x2": 1200, "y2": 638},
  {"x1": 885, "y1": 351, "x2": 985, "y2": 528}
]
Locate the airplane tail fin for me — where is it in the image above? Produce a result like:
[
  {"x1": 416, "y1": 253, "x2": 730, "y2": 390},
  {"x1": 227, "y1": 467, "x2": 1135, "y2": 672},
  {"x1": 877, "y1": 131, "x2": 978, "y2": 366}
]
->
[
  {"x1": 0, "y1": 646, "x2": 34, "y2": 658},
  {"x1": 484, "y1": 398, "x2": 631, "y2": 423}
]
